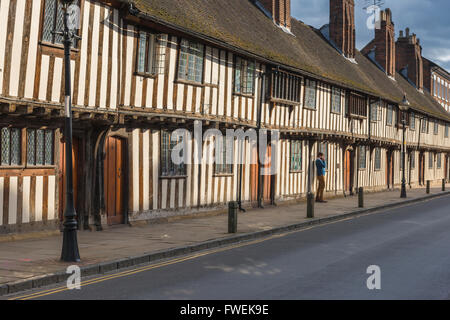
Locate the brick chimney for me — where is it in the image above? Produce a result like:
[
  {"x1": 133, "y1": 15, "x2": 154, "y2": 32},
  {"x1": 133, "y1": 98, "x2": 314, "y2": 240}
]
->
[
  {"x1": 361, "y1": 9, "x2": 396, "y2": 77},
  {"x1": 260, "y1": 0, "x2": 291, "y2": 31},
  {"x1": 329, "y1": 0, "x2": 355, "y2": 59},
  {"x1": 396, "y1": 28, "x2": 424, "y2": 91}
]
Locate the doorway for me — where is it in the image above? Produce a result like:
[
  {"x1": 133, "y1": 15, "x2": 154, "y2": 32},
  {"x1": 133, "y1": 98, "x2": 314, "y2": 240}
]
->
[
  {"x1": 344, "y1": 149, "x2": 354, "y2": 194},
  {"x1": 104, "y1": 136, "x2": 126, "y2": 225},
  {"x1": 386, "y1": 150, "x2": 394, "y2": 189},
  {"x1": 419, "y1": 152, "x2": 425, "y2": 185}
]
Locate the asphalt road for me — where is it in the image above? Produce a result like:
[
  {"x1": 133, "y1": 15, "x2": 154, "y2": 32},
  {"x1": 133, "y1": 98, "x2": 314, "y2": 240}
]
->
[{"x1": 10, "y1": 195, "x2": 450, "y2": 300}]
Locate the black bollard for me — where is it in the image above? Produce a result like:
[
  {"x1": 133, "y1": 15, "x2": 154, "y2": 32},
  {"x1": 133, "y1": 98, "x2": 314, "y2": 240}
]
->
[
  {"x1": 426, "y1": 180, "x2": 430, "y2": 194},
  {"x1": 228, "y1": 201, "x2": 238, "y2": 233},
  {"x1": 307, "y1": 192, "x2": 315, "y2": 218},
  {"x1": 358, "y1": 187, "x2": 364, "y2": 208},
  {"x1": 443, "y1": 179, "x2": 446, "y2": 192}
]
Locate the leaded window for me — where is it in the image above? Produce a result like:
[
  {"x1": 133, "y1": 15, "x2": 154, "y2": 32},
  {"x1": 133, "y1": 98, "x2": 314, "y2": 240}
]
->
[
  {"x1": 347, "y1": 92, "x2": 367, "y2": 117},
  {"x1": 331, "y1": 87, "x2": 341, "y2": 113},
  {"x1": 437, "y1": 153, "x2": 442, "y2": 169},
  {"x1": 370, "y1": 100, "x2": 379, "y2": 121},
  {"x1": 410, "y1": 112, "x2": 416, "y2": 130},
  {"x1": 1, "y1": 128, "x2": 21, "y2": 166},
  {"x1": 445, "y1": 123, "x2": 449, "y2": 138},
  {"x1": 429, "y1": 152, "x2": 433, "y2": 169},
  {"x1": 304, "y1": 79, "x2": 317, "y2": 109},
  {"x1": 177, "y1": 39, "x2": 204, "y2": 83},
  {"x1": 434, "y1": 120, "x2": 439, "y2": 135},
  {"x1": 136, "y1": 32, "x2": 165, "y2": 75},
  {"x1": 359, "y1": 146, "x2": 367, "y2": 169},
  {"x1": 374, "y1": 148, "x2": 381, "y2": 170},
  {"x1": 215, "y1": 136, "x2": 233, "y2": 175},
  {"x1": 387, "y1": 104, "x2": 394, "y2": 125},
  {"x1": 234, "y1": 57, "x2": 255, "y2": 95},
  {"x1": 410, "y1": 152, "x2": 415, "y2": 169},
  {"x1": 290, "y1": 140, "x2": 302, "y2": 172},
  {"x1": 42, "y1": 0, "x2": 79, "y2": 46},
  {"x1": 421, "y1": 118, "x2": 428, "y2": 133},
  {"x1": 161, "y1": 130, "x2": 186, "y2": 177},
  {"x1": 27, "y1": 129, "x2": 54, "y2": 166}
]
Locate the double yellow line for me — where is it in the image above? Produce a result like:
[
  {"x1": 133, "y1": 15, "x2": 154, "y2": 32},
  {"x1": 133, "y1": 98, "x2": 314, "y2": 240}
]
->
[{"x1": 9, "y1": 232, "x2": 290, "y2": 300}]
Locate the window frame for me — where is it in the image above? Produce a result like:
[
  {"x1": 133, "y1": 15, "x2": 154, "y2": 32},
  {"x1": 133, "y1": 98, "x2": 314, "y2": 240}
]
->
[
  {"x1": 330, "y1": 86, "x2": 342, "y2": 114},
  {"x1": 40, "y1": 0, "x2": 81, "y2": 49},
  {"x1": 370, "y1": 100, "x2": 380, "y2": 122},
  {"x1": 359, "y1": 145, "x2": 367, "y2": 170},
  {"x1": 437, "y1": 153, "x2": 442, "y2": 169},
  {"x1": 374, "y1": 147, "x2": 381, "y2": 171},
  {"x1": 233, "y1": 56, "x2": 256, "y2": 96},
  {"x1": 386, "y1": 104, "x2": 394, "y2": 126},
  {"x1": 160, "y1": 130, "x2": 187, "y2": 178},
  {"x1": 214, "y1": 135, "x2": 233, "y2": 176},
  {"x1": 26, "y1": 129, "x2": 55, "y2": 167},
  {"x1": 135, "y1": 29, "x2": 165, "y2": 77},
  {"x1": 290, "y1": 140, "x2": 303, "y2": 173},
  {"x1": 429, "y1": 152, "x2": 434, "y2": 169},
  {"x1": 176, "y1": 38, "x2": 205, "y2": 85},
  {"x1": 303, "y1": 78, "x2": 317, "y2": 110},
  {"x1": 410, "y1": 151, "x2": 416, "y2": 170},
  {"x1": 0, "y1": 128, "x2": 22, "y2": 167},
  {"x1": 433, "y1": 119, "x2": 439, "y2": 135},
  {"x1": 410, "y1": 112, "x2": 416, "y2": 131}
]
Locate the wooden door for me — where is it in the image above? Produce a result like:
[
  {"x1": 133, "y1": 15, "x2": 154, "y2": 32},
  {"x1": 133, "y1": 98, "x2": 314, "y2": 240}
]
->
[
  {"x1": 344, "y1": 149, "x2": 353, "y2": 193},
  {"x1": 59, "y1": 137, "x2": 82, "y2": 221},
  {"x1": 419, "y1": 153, "x2": 425, "y2": 185},
  {"x1": 386, "y1": 151, "x2": 394, "y2": 188},
  {"x1": 262, "y1": 145, "x2": 273, "y2": 205},
  {"x1": 249, "y1": 144, "x2": 259, "y2": 207},
  {"x1": 104, "y1": 137, "x2": 125, "y2": 225}
]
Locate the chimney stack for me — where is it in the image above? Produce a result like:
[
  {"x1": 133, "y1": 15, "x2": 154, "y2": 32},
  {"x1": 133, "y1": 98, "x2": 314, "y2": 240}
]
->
[
  {"x1": 260, "y1": 0, "x2": 291, "y2": 31},
  {"x1": 374, "y1": 9, "x2": 396, "y2": 77},
  {"x1": 396, "y1": 27, "x2": 424, "y2": 91},
  {"x1": 329, "y1": 0, "x2": 356, "y2": 59}
]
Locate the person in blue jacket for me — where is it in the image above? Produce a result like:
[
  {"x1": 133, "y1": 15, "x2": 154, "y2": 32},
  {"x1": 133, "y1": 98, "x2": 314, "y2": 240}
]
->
[{"x1": 315, "y1": 152, "x2": 327, "y2": 203}]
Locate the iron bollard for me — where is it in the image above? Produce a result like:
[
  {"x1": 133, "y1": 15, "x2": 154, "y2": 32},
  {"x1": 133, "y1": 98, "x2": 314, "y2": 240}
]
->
[
  {"x1": 228, "y1": 201, "x2": 238, "y2": 233},
  {"x1": 426, "y1": 180, "x2": 430, "y2": 194},
  {"x1": 307, "y1": 192, "x2": 315, "y2": 218},
  {"x1": 358, "y1": 187, "x2": 364, "y2": 208},
  {"x1": 443, "y1": 179, "x2": 446, "y2": 192}
]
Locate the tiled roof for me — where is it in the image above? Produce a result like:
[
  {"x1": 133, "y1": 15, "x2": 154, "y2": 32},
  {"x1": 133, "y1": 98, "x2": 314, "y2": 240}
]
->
[{"x1": 124, "y1": 0, "x2": 450, "y2": 121}]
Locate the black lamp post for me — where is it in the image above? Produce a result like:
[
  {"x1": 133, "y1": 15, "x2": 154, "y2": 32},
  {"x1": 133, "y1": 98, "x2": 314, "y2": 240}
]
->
[
  {"x1": 400, "y1": 94, "x2": 410, "y2": 199},
  {"x1": 59, "y1": 0, "x2": 80, "y2": 262}
]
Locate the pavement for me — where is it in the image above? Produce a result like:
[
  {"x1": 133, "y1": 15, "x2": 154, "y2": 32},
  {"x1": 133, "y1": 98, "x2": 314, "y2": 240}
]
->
[{"x1": 0, "y1": 184, "x2": 449, "y2": 297}]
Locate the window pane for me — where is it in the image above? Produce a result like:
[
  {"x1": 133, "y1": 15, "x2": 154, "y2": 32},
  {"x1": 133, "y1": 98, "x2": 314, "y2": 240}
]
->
[
  {"x1": 161, "y1": 131, "x2": 170, "y2": 176},
  {"x1": 42, "y1": 0, "x2": 56, "y2": 43},
  {"x1": 11, "y1": 129, "x2": 21, "y2": 165},
  {"x1": 234, "y1": 58, "x2": 241, "y2": 93},
  {"x1": 137, "y1": 32, "x2": 147, "y2": 73},
  {"x1": 178, "y1": 40, "x2": 189, "y2": 80},
  {"x1": 305, "y1": 80, "x2": 316, "y2": 109},
  {"x1": 36, "y1": 130, "x2": 45, "y2": 165},
  {"x1": 54, "y1": 1, "x2": 65, "y2": 44},
  {"x1": 44, "y1": 130, "x2": 54, "y2": 165},
  {"x1": 27, "y1": 129, "x2": 36, "y2": 165},
  {"x1": 1, "y1": 128, "x2": 10, "y2": 165},
  {"x1": 331, "y1": 87, "x2": 341, "y2": 113}
]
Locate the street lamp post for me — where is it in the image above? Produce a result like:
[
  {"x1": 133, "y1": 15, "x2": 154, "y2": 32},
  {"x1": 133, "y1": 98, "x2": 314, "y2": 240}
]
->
[
  {"x1": 59, "y1": 0, "x2": 80, "y2": 262},
  {"x1": 400, "y1": 94, "x2": 410, "y2": 199}
]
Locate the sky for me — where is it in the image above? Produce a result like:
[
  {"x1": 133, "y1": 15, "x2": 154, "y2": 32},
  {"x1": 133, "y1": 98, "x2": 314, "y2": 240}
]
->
[{"x1": 291, "y1": 0, "x2": 450, "y2": 72}]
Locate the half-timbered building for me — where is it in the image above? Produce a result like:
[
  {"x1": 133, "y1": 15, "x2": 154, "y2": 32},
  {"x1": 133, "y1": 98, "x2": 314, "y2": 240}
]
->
[{"x1": 0, "y1": 0, "x2": 449, "y2": 235}]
